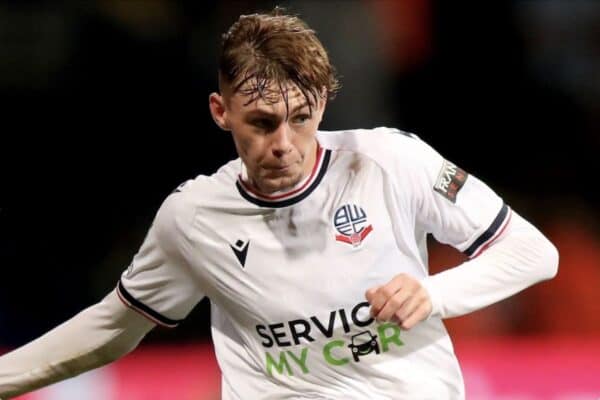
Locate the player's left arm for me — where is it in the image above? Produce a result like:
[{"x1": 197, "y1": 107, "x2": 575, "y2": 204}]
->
[
  {"x1": 420, "y1": 209, "x2": 558, "y2": 320},
  {"x1": 366, "y1": 133, "x2": 558, "y2": 329},
  {"x1": 367, "y1": 210, "x2": 558, "y2": 329}
]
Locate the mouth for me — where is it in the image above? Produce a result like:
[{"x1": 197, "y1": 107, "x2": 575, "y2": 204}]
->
[
  {"x1": 263, "y1": 161, "x2": 295, "y2": 171},
  {"x1": 264, "y1": 165, "x2": 291, "y2": 175},
  {"x1": 261, "y1": 163, "x2": 296, "y2": 180}
]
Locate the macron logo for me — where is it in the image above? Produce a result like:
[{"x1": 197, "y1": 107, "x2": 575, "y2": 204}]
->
[{"x1": 230, "y1": 239, "x2": 250, "y2": 268}]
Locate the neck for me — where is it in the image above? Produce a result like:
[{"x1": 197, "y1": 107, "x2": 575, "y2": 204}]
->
[{"x1": 243, "y1": 139, "x2": 320, "y2": 196}]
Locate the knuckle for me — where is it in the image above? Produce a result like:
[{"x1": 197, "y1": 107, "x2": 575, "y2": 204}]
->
[
  {"x1": 365, "y1": 289, "x2": 375, "y2": 300},
  {"x1": 377, "y1": 311, "x2": 391, "y2": 322},
  {"x1": 369, "y1": 301, "x2": 382, "y2": 313},
  {"x1": 388, "y1": 296, "x2": 403, "y2": 310},
  {"x1": 413, "y1": 287, "x2": 425, "y2": 300},
  {"x1": 381, "y1": 286, "x2": 397, "y2": 299},
  {"x1": 407, "y1": 277, "x2": 419, "y2": 288},
  {"x1": 373, "y1": 292, "x2": 386, "y2": 305},
  {"x1": 395, "y1": 309, "x2": 407, "y2": 322}
]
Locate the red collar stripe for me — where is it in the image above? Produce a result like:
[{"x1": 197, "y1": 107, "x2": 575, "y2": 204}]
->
[
  {"x1": 238, "y1": 145, "x2": 324, "y2": 201},
  {"x1": 236, "y1": 146, "x2": 331, "y2": 208}
]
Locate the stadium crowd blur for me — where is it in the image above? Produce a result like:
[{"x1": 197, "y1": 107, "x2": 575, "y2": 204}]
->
[{"x1": 1, "y1": 0, "x2": 599, "y2": 348}]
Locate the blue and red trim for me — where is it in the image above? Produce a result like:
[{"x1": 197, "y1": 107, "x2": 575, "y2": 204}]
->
[
  {"x1": 236, "y1": 145, "x2": 331, "y2": 208},
  {"x1": 464, "y1": 203, "x2": 512, "y2": 258},
  {"x1": 116, "y1": 280, "x2": 182, "y2": 328}
]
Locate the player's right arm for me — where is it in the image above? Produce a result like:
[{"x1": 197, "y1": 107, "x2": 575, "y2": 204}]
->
[
  {"x1": 0, "y1": 290, "x2": 155, "y2": 398},
  {"x1": 0, "y1": 186, "x2": 204, "y2": 399}
]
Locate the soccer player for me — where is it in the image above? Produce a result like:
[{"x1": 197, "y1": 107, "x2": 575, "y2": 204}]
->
[{"x1": 0, "y1": 9, "x2": 558, "y2": 399}]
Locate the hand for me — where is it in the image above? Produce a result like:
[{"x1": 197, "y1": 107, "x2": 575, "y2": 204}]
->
[{"x1": 365, "y1": 273, "x2": 432, "y2": 330}]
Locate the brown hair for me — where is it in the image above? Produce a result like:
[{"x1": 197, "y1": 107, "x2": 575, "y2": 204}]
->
[{"x1": 218, "y1": 7, "x2": 340, "y2": 114}]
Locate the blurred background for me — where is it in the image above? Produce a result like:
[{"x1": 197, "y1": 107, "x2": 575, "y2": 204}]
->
[{"x1": 1, "y1": 0, "x2": 599, "y2": 399}]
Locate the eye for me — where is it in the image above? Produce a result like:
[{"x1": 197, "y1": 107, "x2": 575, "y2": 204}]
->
[
  {"x1": 291, "y1": 114, "x2": 311, "y2": 125},
  {"x1": 251, "y1": 118, "x2": 275, "y2": 131}
]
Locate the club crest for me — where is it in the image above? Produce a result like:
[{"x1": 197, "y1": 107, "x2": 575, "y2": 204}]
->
[{"x1": 333, "y1": 204, "x2": 373, "y2": 247}]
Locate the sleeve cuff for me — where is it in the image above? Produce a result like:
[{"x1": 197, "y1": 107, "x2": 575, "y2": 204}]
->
[
  {"x1": 464, "y1": 203, "x2": 511, "y2": 258},
  {"x1": 116, "y1": 280, "x2": 182, "y2": 328}
]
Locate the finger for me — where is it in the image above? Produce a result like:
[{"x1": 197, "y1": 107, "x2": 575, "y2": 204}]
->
[
  {"x1": 367, "y1": 280, "x2": 404, "y2": 318},
  {"x1": 401, "y1": 302, "x2": 432, "y2": 330},
  {"x1": 395, "y1": 289, "x2": 428, "y2": 322},
  {"x1": 376, "y1": 288, "x2": 414, "y2": 322},
  {"x1": 373, "y1": 274, "x2": 419, "y2": 320},
  {"x1": 365, "y1": 285, "x2": 382, "y2": 303}
]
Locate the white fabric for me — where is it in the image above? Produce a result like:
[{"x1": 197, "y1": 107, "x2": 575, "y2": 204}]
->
[
  {"x1": 0, "y1": 127, "x2": 558, "y2": 399},
  {"x1": 113, "y1": 127, "x2": 558, "y2": 399},
  {"x1": 117, "y1": 191, "x2": 205, "y2": 327},
  {"x1": 421, "y1": 211, "x2": 558, "y2": 319},
  {"x1": 0, "y1": 290, "x2": 154, "y2": 399}
]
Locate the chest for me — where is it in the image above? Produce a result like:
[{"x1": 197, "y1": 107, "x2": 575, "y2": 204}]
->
[{"x1": 189, "y1": 160, "x2": 419, "y2": 324}]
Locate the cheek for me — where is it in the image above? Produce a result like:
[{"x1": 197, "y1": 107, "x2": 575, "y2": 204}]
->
[
  {"x1": 295, "y1": 125, "x2": 319, "y2": 155},
  {"x1": 234, "y1": 133, "x2": 264, "y2": 163}
]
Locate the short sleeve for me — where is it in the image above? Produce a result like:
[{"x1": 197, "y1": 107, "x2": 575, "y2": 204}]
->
[
  {"x1": 406, "y1": 137, "x2": 511, "y2": 258},
  {"x1": 117, "y1": 192, "x2": 204, "y2": 328}
]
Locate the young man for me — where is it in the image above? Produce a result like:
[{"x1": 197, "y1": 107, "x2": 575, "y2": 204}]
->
[{"x1": 0, "y1": 10, "x2": 558, "y2": 399}]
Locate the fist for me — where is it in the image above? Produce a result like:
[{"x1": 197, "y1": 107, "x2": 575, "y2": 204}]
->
[{"x1": 365, "y1": 273, "x2": 432, "y2": 330}]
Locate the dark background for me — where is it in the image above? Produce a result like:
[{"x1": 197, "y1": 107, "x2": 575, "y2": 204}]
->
[{"x1": 1, "y1": 0, "x2": 599, "y2": 347}]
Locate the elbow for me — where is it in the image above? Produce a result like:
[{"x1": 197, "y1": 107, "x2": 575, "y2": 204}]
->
[
  {"x1": 507, "y1": 211, "x2": 559, "y2": 283},
  {"x1": 98, "y1": 336, "x2": 142, "y2": 365},
  {"x1": 539, "y1": 237, "x2": 559, "y2": 281}
]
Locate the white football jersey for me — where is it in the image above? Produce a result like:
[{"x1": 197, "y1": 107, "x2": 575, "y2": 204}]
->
[{"x1": 118, "y1": 127, "x2": 509, "y2": 399}]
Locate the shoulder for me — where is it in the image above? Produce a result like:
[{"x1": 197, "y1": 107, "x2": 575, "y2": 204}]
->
[
  {"x1": 317, "y1": 127, "x2": 443, "y2": 175},
  {"x1": 154, "y1": 158, "x2": 242, "y2": 245},
  {"x1": 317, "y1": 126, "x2": 417, "y2": 146}
]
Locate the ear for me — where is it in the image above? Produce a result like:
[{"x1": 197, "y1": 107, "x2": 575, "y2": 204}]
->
[{"x1": 209, "y1": 92, "x2": 230, "y2": 131}]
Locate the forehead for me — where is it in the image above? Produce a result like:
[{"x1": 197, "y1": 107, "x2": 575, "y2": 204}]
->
[{"x1": 228, "y1": 81, "x2": 310, "y2": 114}]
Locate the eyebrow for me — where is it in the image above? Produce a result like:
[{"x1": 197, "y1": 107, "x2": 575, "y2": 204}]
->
[
  {"x1": 290, "y1": 102, "x2": 310, "y2": 115},
  {"x1": 245, "y1": 102, "x2": 310, "y2": 119}
]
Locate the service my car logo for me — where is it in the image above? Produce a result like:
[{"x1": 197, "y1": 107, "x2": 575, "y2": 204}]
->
[
  {"x1": 333, "y1": 204, "x2": 373, "y2": 247},
  {"x1": 255, "y1": 301, "x2": 404, "y2": 377}
]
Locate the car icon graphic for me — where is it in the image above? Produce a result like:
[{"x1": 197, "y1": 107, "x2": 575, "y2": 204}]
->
[{"x1": 348, "y1": 330, "x2": 380, "y2": 362}]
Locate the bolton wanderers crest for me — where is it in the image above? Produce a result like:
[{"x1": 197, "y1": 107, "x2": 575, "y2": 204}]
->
[{"x1": 333, "y1": 204, "x2": 373, "y2": 247}]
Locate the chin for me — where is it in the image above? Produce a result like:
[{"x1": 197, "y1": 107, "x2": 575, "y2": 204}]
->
[{"x1": 260, "y1": 171, "x2": 303, "y2": 193}]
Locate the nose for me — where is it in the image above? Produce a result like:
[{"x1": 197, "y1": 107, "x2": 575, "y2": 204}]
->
[{"x1": 271, "y1": 122, "x2": 293, "y2": 158}]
